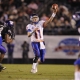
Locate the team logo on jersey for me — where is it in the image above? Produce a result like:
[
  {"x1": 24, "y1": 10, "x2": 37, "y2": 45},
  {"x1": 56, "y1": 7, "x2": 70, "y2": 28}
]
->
[{"x1": 54, "y1": 38, "x2": 79, "y2": 55}]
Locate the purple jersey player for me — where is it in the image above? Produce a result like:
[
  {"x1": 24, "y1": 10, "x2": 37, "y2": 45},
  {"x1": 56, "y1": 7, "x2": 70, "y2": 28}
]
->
[{"x1": 0, "y1": 20, "x2": 14, "y2": 72}]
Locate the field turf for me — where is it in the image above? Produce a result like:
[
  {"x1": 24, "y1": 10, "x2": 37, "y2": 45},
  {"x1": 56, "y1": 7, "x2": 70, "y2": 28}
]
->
[{"x1": 0, "y1": 64, "x2": 74, "y2": 80}]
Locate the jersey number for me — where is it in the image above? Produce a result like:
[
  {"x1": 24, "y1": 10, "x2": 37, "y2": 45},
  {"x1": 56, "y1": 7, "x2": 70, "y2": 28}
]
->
[{"x1": 35, "y1": 30, "x2": 41, "y2": 39}]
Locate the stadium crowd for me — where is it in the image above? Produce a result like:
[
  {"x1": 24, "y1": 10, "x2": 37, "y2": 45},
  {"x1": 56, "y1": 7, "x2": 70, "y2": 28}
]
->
[{"x1": 0, "y1": 0, "x2": 80, "y2": 35}]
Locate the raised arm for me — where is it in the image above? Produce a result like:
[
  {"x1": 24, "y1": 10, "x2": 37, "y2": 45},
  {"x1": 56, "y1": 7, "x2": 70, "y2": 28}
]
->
[{"x1": 43, "y1": 4, "x2": 58, "y2": 27}]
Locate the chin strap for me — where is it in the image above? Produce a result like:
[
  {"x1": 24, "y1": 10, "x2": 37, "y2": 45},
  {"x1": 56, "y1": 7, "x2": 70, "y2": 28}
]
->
[{"x1": 33, "y1": 22, "x2": 39, "y2": 24}]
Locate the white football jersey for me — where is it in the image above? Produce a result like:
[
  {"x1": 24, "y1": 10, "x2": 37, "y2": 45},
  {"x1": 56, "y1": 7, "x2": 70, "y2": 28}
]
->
[{"x1": 26, "y1": 20, "x2": 45, "y2": 42}]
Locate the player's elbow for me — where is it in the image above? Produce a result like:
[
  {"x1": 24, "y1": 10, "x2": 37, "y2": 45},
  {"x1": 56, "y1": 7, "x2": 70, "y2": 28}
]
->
[{"x1": 43, "y1": 22, "x2": 47, "y2": 28}]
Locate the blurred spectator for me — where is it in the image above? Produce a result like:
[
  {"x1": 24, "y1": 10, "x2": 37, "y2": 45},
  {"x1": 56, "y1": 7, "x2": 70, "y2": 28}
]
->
[
  {"x1": 71, "y1": 19, "x2": 76, "y2": 28},
  {"x1": 0, "y1": 11, "x2": 8, "y2": 22},
  {"x1": 7, "y1": 43, "x2": 14, "y2": 64},
  {"x1": 59, "y1": 5, "x2": 69, "y2": 16},
  {"x1": 16, "y1": 11, "x2": 29, "y2": 34},
  {"x1": 36, "y1": 0, "x2": 43, "y2": 6},
  {"x1": 0, "y1": 0, "x2": 80, "y2": 35},
  {"x1": 40, "y1": 13, "x2": 49, "y2": 21},
  {"x1": 27, "y1": 1, "x2": 38, "y2": 10},
  {"x1": 64, "y1": 20, "x2": 71, "y2": 28},
  {"x1": 21, "y1": 41, "x2": 29, "y2": 64}
]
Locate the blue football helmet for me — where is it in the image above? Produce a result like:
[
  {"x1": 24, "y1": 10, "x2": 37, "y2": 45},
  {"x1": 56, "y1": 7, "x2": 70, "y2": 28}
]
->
[{"x1": 30, "y1": 13, "x2": 39, "y2": 24}]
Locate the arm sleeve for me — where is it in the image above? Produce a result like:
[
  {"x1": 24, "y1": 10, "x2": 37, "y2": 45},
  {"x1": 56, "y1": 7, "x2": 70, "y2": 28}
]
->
[
  {"x1": 39, "y1": 20, "x2": 45, "y2": 28},
  {"x1": 26, "y1": 24, "x2": 32, "y2": 32}
]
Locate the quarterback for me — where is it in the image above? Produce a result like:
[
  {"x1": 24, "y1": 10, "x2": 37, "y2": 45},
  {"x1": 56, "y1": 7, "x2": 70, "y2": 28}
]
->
[{"x1": 26, "y1": 4, "x2": 58, "y2": 73}]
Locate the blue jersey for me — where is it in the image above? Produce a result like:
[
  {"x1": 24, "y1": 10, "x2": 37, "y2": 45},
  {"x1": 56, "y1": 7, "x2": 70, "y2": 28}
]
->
[{"x1": 74, "y1": 58, "x2": 80, "y2": 65}]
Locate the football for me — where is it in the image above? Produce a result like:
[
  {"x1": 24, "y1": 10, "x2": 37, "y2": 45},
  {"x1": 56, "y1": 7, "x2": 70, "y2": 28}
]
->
[{"x1": 52, "y1": 4, "x2": 58, "y2": 10}]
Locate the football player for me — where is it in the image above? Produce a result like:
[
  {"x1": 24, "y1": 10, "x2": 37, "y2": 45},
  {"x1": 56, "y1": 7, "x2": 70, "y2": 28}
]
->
[
  {"x1": 0, "y1": 20, "x2": 15, "y2": 72},
  {"x1": 26, "y1": 4, "x2": 58, "y2": 73}
]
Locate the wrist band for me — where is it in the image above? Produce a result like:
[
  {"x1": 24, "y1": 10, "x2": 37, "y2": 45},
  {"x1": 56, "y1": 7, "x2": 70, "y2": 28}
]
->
[{"x1": 52, "y1": 13, "x2": 56, "y2": 18}]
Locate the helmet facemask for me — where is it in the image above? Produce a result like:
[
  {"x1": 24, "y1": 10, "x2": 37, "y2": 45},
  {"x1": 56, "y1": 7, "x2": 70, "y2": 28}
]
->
[{"x1": 30, "y1": 14, "x2": 39, "y2": 24}]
